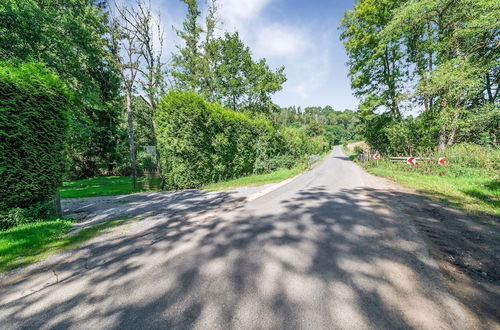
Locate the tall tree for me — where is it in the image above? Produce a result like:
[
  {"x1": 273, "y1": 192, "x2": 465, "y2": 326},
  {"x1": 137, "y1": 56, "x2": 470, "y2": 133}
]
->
[
  {"x1": 340, "y1": 0, "x2": 407, "y2": 120},
  {"x1": 171, "y1": 0, "x2": 203, "y2": 90},
  {"x1": 383, "y1": 0, "x2": 500, "y2": 149},
  {"x1": 111, "y1": 6, "x2": 141, "y2": 188},
  {"x1": 0, "y1": 0, "x2": 123, "y2": 178},
  {"x1": 115, "y1": 0, "x2": 167, "y2": 185}
]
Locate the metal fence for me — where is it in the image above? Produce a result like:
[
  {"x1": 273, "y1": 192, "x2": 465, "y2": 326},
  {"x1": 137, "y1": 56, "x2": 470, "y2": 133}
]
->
[{"x1": 308, "y1": 154, "x2": 320, "y2": 169}]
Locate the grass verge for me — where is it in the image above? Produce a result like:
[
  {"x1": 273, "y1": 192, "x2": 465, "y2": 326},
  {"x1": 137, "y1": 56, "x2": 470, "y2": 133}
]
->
[
  {"x1": 203, "y1": 166, "x2": 305, "y2": 191},
  {"x1": 361, "y1": 161, "x2": 499, "y2": 218},
  {"x1": 60, "y1": 176, "x2": 162, "y2": 198},
  {"x1": 0, "y1": 217, "x2": 129, "y2": 273},
  {"x1": 203, "y1": 151, "x2": 332, "y2": 191}
]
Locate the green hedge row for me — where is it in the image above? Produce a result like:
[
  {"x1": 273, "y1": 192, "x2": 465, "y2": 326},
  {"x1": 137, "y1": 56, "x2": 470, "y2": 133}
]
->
[
  {"x1": 0, "y1": 62, "x2": 70, "y2": 216},
  {"x1": 156, "y1": 91, "x2": 328, "y2": 189}
]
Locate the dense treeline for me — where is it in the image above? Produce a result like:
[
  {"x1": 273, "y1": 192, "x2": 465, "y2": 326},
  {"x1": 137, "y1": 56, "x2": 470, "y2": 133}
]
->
[
  {"x1": 273, "y1": 106, "x2": 360, "y2": 145},
  {"x1": 340, "y1": 0, "x2": 499, "y2": 155}
]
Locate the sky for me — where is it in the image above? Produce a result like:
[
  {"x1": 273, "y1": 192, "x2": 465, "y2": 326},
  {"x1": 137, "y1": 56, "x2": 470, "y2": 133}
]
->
[{"x1": 153, "y1": 0, "x2": 358, "y2": 110}]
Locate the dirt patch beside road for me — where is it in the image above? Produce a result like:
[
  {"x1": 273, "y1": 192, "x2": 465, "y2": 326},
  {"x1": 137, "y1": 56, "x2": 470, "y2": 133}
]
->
[{"x1": 381, "y1": 181, "x2": 500, "y2": 329}]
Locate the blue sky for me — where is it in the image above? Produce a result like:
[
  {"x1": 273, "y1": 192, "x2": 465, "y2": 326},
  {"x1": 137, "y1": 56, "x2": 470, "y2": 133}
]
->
[{"x1": 154, "y1": 0, "x2": 357, "y2": 110}]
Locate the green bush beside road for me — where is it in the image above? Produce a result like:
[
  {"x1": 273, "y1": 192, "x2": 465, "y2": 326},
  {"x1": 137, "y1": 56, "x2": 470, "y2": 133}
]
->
[
  {"x1": 0, "y1": 62, "x2": 70, "y2": 229},
  {"x1": 156, "y1": 91, "x2": 328, "y2": 190},
  {"x1": 359, "y1": 143, "x2": 499, "y2": 217}
]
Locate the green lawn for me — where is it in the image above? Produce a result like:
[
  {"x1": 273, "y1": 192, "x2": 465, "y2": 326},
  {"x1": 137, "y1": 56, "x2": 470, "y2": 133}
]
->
[
  {"x1": 0, "y1": 217, "x2": 129, "y2": 273},
  {"x1": 363, "y1": 163, "x2": 499, "y2": 218},
  {"x1": 61, "y1": 153, "x2": 331, "y2": 197},
  {"x1": 60, "y1": 176, "x2": 162, "y2": 198},
  {"x1": 202, "y1": 166, "x2": 305, "y2": 191}
]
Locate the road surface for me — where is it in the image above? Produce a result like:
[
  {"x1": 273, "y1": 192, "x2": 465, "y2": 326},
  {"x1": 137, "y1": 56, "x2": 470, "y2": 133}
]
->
[{"x1": 0, "y1": 147, "x2": 472, "y2": 329}]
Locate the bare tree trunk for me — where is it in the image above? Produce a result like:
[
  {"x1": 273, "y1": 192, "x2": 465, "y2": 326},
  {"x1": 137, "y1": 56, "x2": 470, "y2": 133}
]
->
[{"x1": 126, "y1": 90, "x2": 137, "y2": 189}]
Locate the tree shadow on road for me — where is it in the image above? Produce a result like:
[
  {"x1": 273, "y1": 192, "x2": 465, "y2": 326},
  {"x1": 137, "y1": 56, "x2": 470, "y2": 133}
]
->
[{"x1": 1, "y1": 185, "x2": 498, "y2": 329}]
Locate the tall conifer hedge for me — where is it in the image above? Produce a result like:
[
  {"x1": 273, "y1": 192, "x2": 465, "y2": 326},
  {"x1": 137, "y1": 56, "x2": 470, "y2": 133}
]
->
[
  {"x1": 0, "y1": 62, "x2": 70, "y2": 212},
  {"x1": 156, "y1": 91, "x2": 327, "y2": 189}
]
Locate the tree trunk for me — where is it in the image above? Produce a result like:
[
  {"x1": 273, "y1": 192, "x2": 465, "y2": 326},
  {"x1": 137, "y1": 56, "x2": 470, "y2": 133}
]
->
[
  {"x1": 446, "y1": 111, "x2": 460, "y2": 147},
  {"x1": 126, "y1": 90, "x2": 137, "y2": 189},
  {"x1": 486, "y1": 73, "x2": 494, "y2": 103},
  {"x1": 150, "y1": 112, "x2": 166, "y2": 189},
  {"x1": 438, "y1": 127, "x2": 447, "y2": 151}
]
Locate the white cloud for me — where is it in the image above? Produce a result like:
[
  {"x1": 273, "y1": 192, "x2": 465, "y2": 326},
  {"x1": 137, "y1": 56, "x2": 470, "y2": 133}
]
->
[
  {"x1": 218, "y1": 0, "x2": 271, "y2": 29},
  {"x1": 254, "y1": 24, "x2": 309, "y2": 58}
]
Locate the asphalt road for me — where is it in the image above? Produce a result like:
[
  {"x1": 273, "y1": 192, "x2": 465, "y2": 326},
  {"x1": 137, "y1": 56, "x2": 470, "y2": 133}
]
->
[{"x1": 0, "y1": 147, "x2": 472, "y2": 329}]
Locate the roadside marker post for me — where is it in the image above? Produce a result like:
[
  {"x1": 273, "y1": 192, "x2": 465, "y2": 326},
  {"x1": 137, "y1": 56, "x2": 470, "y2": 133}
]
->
[
  {"x1": 406, "y1": 157, "x2": 416, "y2": 165},
  {"x1": 438, "y1": 157, "x2": 448, "y2": 165}
]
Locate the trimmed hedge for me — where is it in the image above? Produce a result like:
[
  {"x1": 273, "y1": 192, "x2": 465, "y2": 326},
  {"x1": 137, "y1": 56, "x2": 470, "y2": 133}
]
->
[
  {"x1": 0, "y1": 62, "x2": 70, "y2": 213},
  {"x1": 156, "y1": 91, "x2": 328, "y2": 189}
]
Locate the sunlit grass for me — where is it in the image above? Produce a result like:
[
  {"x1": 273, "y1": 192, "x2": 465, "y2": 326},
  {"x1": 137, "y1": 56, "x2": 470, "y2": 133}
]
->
[
  {"x1": 60, "y1": 176, "x2": 162, "y2": 198},
  {"x1": 363, "y1": 162, "x2": 499, "y2": 217},
  {"x1": 0, "y1": 217, "x2": 129, "y2": 273},
  {"x1": 203, "y1": 166, "x2": 305, "y2": 191}
]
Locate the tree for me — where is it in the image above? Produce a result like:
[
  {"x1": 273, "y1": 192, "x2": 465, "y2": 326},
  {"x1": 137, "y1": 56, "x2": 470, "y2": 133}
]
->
[
  {"x1": 212, "y1": 32, "x2": 286, "y2": 113},
  {"x1": 383, "y1": 0, "x2": 500, "y2": 149},
  {"x1": 171, "y1": 0, "x2": 203, "y2": 90},
  {"x1": 340, "y1": 0, "x2": 407, "y2": 120},
  {"x1": 110, "y1": 7, "x2": 141, "y2": 188},
  {"x1": 172, "y1": 2, "x2": 286, "y2": 114},
  {"x1": 114, "y1": 0, "x2": 167, "y2": 186},
  {"x1": 0, "y1": 0, "x2": 123, "y2": 178}
]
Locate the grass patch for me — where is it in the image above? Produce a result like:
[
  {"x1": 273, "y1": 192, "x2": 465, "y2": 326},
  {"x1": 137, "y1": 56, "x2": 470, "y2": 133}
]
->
[
  {"x1": 362, "y1": 160, "x2": 499, "y2": 217},
  {"x1": 60, "y1": 176, "x2": 162, "y2": 198},
  {"x1": 0, "y1": 217, "x2": 129, "y2": 273},
  {"x1": 203, "y1": 166, "x2": 306, "y2": 191}
]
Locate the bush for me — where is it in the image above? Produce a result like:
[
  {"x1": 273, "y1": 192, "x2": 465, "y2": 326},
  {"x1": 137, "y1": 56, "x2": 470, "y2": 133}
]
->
[
  {"x1": 156, "y1": 91, "x2": 329, "y2": 189},
  {"x1": 0, "y1": 201, "x2": 56, "y2": 230},
  {"x1": 354, "y1": 145, "x2": 364, "y2": 154},
  {"x1": 0, "y1": 62, "x2": 70, "y2": 216},
  {"x1": 157, "y1": 91, "x2": 261, "y2": 189}
]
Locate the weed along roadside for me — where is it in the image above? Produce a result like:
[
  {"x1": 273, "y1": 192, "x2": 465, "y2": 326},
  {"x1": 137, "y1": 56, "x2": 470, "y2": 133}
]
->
[{"x1": 346, "y1": 143, "x2": 499, "y2": 217}]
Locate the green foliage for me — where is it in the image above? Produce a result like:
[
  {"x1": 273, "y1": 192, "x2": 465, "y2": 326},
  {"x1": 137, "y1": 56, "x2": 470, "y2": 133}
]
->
[
  {"x1": 273, "y1": 106, "x2": 360, "y2": 145},
  {"x1": 353, "y1": 146, "x2": 364, "y2": 155},
  {"x1": 172, "y1": 2, "x2": 286, "y2": 114},
  {"x1": 0, "y1": 201, "x2": 56, "y2": 230},
  {"x1": 156, "y1": 91, "x2": 327, "y2": 189},
  {"x1": 361, "y1": 144, "x2": 499, "y2": 216},
  {"x1": 341, "y1": 0, "x2": 499, "y2": 153},
  {"x1": 0, "y1": 62, "x2": 70, "y2": 223},
  {"x1": 340, "y1": 0, "x2": 406, "y2": 119},
  {"x1": 0, "y1": 0, "x2": 124, "y2": 179}
]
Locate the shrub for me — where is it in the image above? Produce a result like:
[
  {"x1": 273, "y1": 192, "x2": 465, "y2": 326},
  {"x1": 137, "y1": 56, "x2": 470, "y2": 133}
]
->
[
  {"x1": 0, "y1": 62, "x2": 70, "y2": 216},
  {"x1": 0, "y1": 201, "x2": 56, "y2": 230},
  {"x1": 354, "y1": 145, "x2": 364, "y2": 155},
  {"x1": 156, "y1": 91, "x2": 329, "y2": 189},
  {"x1": 157, "y1": 91, "x2": 261, "y2": 189}
]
